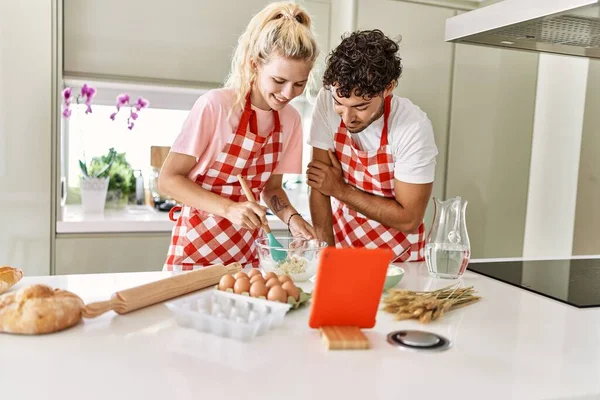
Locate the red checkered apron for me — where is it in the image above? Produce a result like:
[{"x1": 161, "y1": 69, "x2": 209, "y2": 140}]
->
[
  {"x1": 332, "y1": 95, "x2": 425, "y2": 262},
  {"x1": 163, "y1": 94, "x2": 282, "y2": 271}
]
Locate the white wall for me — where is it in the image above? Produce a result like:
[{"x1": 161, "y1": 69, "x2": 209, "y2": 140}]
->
[
  {"x1": 573, "y1": 60, "x2": 600, "y2": 255},
  {"x1": 523, "y1": 54, "x2": 589, "y2": 259},
  {"x1": 446, "y1": 44, "x2": 538, "y2": 258},
  {"x1": 0, "y1": 1, "x2": 53, "y2": 275},
  {"x1": 329, "y1": 0, "x2": 357, "y2": 48}
]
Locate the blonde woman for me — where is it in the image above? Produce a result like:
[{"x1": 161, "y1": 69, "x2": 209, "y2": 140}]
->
[{"x1": 159, "y1": 2, "x2": 318, "y2": 271}]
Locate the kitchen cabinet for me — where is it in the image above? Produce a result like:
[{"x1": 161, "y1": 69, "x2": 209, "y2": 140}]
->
[
  {"x1": 55, "y1": 234, "x2": 172, "y2": 275},
  {"x1": 445, "y1": 44, "x2": 538, "y2": 258},
  {"x1": 0, "y1": 1, "x2": 53, "y2": 276},
  {"x1": 63, "y1": 0, "x2": 331, "y2": 87},
  {"x1": 55, "y1": 231, "x2": 289, "y2": 275},
  {"x1": 356, "y1": 0, "x2": 456, "y2": 226},
  {"x1": 63, "y1": 0, "x2": 274, "y2": 85}
]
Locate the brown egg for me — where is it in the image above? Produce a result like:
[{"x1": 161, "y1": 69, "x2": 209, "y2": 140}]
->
[
  {"x1": 249, "y1": 281, "x2": 268, "y2": 298},
  {"x1": 247, "y1": 269, "x2": 262, "y2": 278},
  {"x1": 250, "y1": 275, "x2": 265, "y2": 285},
  {"x1": 281, "y1": 281, "x2": 300, "y2": 301},
  {"x1": 263, "y1": 272, "x2": 278, "y2": 281},
  {"x1": 278, "y1": 275, "x2": 292, "y2": 284},
  {"x1": 265, "y1": 277, "x2": 281, "y2": 289},
  {"x1": 218, "y1": 274, "x2": 236, "y2": 291},
  {"x1": 267, "y1": 285, "x2": 288, "y2": 303},
  {"x1": 233, "y1": 278, "x2": 251, "y2": 294},
  {"x1": 234, "y1": 271, "x2": 249, "y2": 280}
]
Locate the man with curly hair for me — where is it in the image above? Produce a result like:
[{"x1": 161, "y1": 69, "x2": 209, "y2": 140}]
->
[{"x1": 306, "y1": 29, "x2": 438, "y2": 262}]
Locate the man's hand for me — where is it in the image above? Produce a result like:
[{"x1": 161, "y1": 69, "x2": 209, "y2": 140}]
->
[{"x1": 306, "y1": 149, "x2": 347, "y2": 198}]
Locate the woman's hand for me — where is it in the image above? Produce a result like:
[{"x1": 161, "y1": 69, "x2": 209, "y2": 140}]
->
[
  {"x1": 289, "y1": 215, "x2": 317, "y2": 240},
  {"x1": 225, "y1": 201, "x2": 268, "y2": 230}
]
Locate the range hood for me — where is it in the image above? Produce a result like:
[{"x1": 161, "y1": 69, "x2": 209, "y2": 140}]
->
[{"x1": 445, "y1": 0, "x2": 600, "y2": 59}]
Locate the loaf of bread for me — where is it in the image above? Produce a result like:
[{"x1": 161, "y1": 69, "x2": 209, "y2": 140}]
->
[
  {"x1": 0, "y1": 266, "x2": 23, "y2": 294},
  {"x1": 0, "y1": 284, "x2": 84, "y2": 335}
]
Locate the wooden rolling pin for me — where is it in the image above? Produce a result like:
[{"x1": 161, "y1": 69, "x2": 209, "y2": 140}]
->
[{"x1": 81, "y1": 262, "x2": 241, "y2": 318}]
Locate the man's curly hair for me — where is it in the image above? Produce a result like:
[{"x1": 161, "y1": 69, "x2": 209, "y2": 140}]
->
[{"x1": 323, "y1": 29, "x2": 402, "y2": 99}]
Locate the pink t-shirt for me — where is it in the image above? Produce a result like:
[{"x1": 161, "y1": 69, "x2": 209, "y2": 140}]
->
[{"x1": 171, "y1": 88, "x2": 303, "y2": 180}]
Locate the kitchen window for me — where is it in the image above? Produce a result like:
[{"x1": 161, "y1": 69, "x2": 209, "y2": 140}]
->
[
  {"x1": 60, "y1": 79, "x2": 313, "y2": 206},
  {"x1": 64, "y1": 104, "x2": 188, "y2": 193}
]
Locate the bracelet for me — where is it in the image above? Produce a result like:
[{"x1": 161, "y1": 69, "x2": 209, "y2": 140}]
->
[{"x1": 286, "y1": 212, "x2": 302, "y2": 228}]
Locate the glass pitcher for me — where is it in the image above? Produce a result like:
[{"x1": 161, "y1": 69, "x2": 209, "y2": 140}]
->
[{"x1": 425, "y1": 196, "x2": 471, "y2": 279}]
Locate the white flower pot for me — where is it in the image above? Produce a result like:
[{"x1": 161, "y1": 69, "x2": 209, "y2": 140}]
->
[{"x1": 80, "y1": 177, "x2": 110, "y2": 214}]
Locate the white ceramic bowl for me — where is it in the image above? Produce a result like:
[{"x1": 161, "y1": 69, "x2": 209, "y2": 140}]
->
[{"x1": 383, "y1": 265, "x2": 405, "y2": 290}]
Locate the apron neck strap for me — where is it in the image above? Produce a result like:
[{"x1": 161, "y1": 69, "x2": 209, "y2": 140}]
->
[
  {"x1": 380, "y1": 95, "x2": 392, "y2": 147},
  {"x1": 237, "y1": 91, "x2": 280, "y2": 135},
  {"x1": 237, "y1": 92, "x2": 258, "y2": 134}
]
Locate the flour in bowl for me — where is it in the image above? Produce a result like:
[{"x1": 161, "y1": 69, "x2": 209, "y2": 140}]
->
[{"x1": 278, "y1": 255, "x2": 309, "y2": 275}]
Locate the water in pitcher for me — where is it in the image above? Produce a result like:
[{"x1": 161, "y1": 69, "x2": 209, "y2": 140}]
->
[
  {"x1": 425, "y1": 196, "x2": 471, "y2": 279},
  {"x1": 425, "y1": 243, "x2": 470, "y2": 279}
]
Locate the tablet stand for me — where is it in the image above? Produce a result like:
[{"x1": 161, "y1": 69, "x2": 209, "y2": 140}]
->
[{"x1": 320, "y1": 326, "x2": 370, "y2": 350}]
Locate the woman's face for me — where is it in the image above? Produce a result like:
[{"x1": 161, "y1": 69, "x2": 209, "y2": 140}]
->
[{"x1": 253, "y1": 55, "x2": 313, "y2": 111}]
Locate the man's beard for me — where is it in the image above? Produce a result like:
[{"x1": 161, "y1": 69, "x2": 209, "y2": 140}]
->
[{"x1": 346, "y1": 101, "x2": 386, "y2": 134}]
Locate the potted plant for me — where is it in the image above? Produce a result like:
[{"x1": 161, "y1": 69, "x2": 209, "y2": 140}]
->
[{"x1": 89, "y1": 149, "x2": 135, "y2": 209}]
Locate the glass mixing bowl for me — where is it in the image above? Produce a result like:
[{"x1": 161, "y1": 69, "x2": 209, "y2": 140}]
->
[{"x1": 255, "y1": 236, "x2": 328, "y2": 282}]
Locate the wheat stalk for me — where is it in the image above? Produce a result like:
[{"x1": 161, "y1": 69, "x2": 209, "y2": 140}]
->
[{"x1": 383, "y1": 283, "x2": 480, "y2": 323}]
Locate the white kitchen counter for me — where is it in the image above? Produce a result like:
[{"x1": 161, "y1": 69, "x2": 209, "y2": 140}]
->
[
  {"x1": 3, "y1": 262, "x2": 600, "y2": 400},
  {"x1": 57, "y1": 205, "x2": 309, "y2": 233}
]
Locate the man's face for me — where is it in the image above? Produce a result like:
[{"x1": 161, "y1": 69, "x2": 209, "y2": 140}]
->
[{"x1": 331, "y1": 86, "x2": 390, "y2": 134}]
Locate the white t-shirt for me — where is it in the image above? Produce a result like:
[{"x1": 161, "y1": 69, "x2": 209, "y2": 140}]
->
[{"x1": 308, "y1": 88, "x2": 438, "y2": 184}]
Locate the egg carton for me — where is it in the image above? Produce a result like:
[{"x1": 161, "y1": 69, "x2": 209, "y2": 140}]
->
[{"x1": 166, "y1": 289, "x2": 292, "y2": 342}]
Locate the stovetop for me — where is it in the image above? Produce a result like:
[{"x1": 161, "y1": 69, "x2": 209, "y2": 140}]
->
[{"x1": 467, "y1": 258, "x2": 600, "y2": 308}]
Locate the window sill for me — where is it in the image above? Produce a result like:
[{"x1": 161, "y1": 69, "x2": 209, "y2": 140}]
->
[{"x1": 57, "y1": 204, "x2": 310, "y2": 234}]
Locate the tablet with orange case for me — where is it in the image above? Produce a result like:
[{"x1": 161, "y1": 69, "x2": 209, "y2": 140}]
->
[{"x1": 308, "y1": 247, "x2": 394, "y2": 329}]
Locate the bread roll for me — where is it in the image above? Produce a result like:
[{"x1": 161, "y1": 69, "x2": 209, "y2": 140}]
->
[
  {"x1": 0, "y1": 266, "x2": 23, "y2": 294},
  {"x1": 0, "y1": 284, "x2": 84, "y2": 335}
]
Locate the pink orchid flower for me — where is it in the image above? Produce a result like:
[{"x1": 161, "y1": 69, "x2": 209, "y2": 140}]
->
[
  {"x1": 62, "y1": 87, "x2": 72, "y2": 102},
  {"x1": 135, "y1": 97, "x2": 149, "y2": 111},
  {"x1": 116, "y1": 94, "x2": 130, "y2": 111},
  {"x1": 111, "y1": 93, "x2": 148, "y2": 130},
  {"x1": 60, "y1": 84, "x2": 97, "y2": 119},
  {"x1": 81, "y1": 84, "x2": 96, "y2": 100}
]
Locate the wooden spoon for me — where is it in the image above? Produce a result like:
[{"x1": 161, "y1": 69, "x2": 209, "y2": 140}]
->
[{"x1": 236, "y1": 174, "x2": 287, "y2": 262}]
